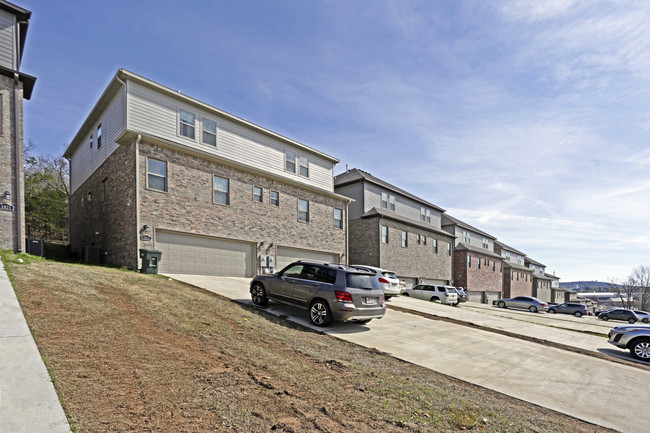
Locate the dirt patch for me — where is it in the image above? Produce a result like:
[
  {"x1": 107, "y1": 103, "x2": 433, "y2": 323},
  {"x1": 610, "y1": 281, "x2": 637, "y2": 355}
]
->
[{"x1": 5, "y1": 254, "x2": 617, "y2": 433}]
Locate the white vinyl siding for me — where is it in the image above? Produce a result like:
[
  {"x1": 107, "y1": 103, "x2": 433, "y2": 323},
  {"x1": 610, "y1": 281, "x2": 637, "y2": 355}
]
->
[
  {"x1": 0, "y1": 10, "x2": 15, "y2": 70},
  {"x1": 335, "y1": 183, "x2": 364, "y2": 219},
  {"x1": 126, "y1": 81, "x2": 335, "y2": 191},
  {"x1": 69, "y1": 89, "x2": 126, "y2": 194},
  {"x1": 363, "y1": 183, "x2": 443, "y2": 227}
]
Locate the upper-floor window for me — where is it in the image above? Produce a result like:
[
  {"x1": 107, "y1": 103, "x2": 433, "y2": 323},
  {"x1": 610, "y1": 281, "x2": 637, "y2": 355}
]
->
[
  {"x1": 298, "y1": 199, "x2": 309, "y2": 222},
  {"x1": 381, "y1": 192, "x2": 388, "y2": 209},
  {"x1": 333, "y1": 208, "x2": 343, "y2": 229},
  {"x1": 202, "y1": 118, "x2": 217, "y2": 146},
  {"x1": 420, "y1": 208, "x2": 426, "y2": 222},
  {"x1": 401, "y1": 231, "x2": 408, "y2": 247},
  {"x1": 467, "y1": 255, "x2": 471, "y2": 268},
  {"x1": 423, "y1": 236, "x2": 427, "y2": 246},
  {"x1": 416, "y1": 234, "x2": 421, "y2": 245},
  {"x1": 389, "y1": 195, "x2": 395, "y2": 211},
  {"x1": 381, "y1": 225, "x2": 388, "y2": 243},
  {"x1": 447, "y1": 242, "x2": 451, "y2": 256},
  {"x1": 270, "y1": 191, "x2": 279, "y2": 206},
  {"x1": 477, "y1": 259, "x2": 481, "y2": 269},
  {"x1": 253, "y1": 186, "x2": 263, "y2": 203},
  {"x1": 492, "y1": 261, "x2": 495, "y2": 271},
  {"x1": 517, "y1": 256, "x2": 522, "y2": 264},
  {"x1": 482, "y1": 238, "x2": 489, "y2": 249},
  {"x1": 89, "y1": 133, "x2": 93, "y2": 149},
  {"x1": 213, "y1": 176, "x2": 230, "y2": 205},
  {"x1": 462, "y1": 230, "x2": 470, "y2": 243},
  {"x1": 147, "y1": 158, "x2": 167, "y2": 191},
  {"x1": 285, "y1": 151, "x2": 296, "y2": 173},
  {"x1": 299, "y1": 156, "x2": 309, "y2": 177},
  {"x1": 505, "y1": 251, "x2": 511, "y2": 260},
  {"x1": 426, "y1": 209, "x2": 431, "y2": 223},
  {"x1": 180, "y1": 110, "x2": 195, "y2": 139},
  {"x1": 97, "y1": 124, "x2": 102, "y2": 149},
  {"x1": 381, "y1": 192, "x2": 396, "y2": 211},
  {"x1": 433, "y1": 239, "x2": 438, "y2": 253}
]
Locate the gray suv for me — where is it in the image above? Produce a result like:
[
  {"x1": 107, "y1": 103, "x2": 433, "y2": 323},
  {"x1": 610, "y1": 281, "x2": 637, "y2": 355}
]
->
[
  {"x1": 547, "y1": 303, "x2": 589, "y2": 317},
  {"x1": 608, "y1": 324, "x2": 650, "y2": 361},
  {"x1": 250, "y1": 261, "x2": 386, "y2": 327}
]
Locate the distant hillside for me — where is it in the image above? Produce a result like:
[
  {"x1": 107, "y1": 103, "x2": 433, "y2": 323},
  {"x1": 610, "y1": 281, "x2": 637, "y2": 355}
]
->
[{"x1": 561, "y1": 281, "x2": 622, "y2": 292}]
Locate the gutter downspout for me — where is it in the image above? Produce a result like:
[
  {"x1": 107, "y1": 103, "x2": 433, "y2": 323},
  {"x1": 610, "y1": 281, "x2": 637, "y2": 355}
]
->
[
  {"x1": 134, "y1": 133, "x2": 141, "y2": 270},
  {"x1": 13, "y1": 19, "x2": 26, "y2": 252},
  {"x1": 377, "y1": 215, "x2": 382, "y2": 268}
]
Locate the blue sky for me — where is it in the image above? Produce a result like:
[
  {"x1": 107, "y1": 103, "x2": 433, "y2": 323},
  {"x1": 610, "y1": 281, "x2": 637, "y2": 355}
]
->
[{"x1": 20, "y1": 0, "x2": 650, "y2": 282}]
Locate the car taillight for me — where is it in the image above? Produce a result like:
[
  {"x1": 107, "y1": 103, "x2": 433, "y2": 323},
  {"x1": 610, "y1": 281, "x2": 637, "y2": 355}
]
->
[
  {"x1": 335, "y1": 291, "x2": 353, "y2": 303},
  {"x1": 542, "y1": 303, "x2": 547, "y2": 307},
  {"x1": 378, "y1": 278, "x2": 389, "y2": 284}
]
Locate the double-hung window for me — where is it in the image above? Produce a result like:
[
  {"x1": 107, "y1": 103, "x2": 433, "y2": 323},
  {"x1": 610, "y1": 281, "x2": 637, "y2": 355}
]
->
[
  {"x1": 420, "y1": 207, "x2": 426, "y2": 222},
  {"x1": 389, "y1": 195, "x2": 395, "y2": 211},
  {"x1": 447, "y1": 242, "x2": 451, "y2": 256},
  {"x1": 202, "y1": 118, "x2": 217, "y2": 146},
  {"x1": 270, "y1": 191, "x2": 279, "y2": 206},
  {"x1": 298, "y1": 199, "x2": 309, "y2": 222},
  {"x1": 467, "y1": 256, "x2": 471, "y2": 267},
  {"x1": 253, "y1": 186, "x2": 263, "y2": 203},
  {"x1": 423, "y1": 236, "x2": 427, "y2": 245},
  {"x1": 401, "y1": 231, "x2": 408, "y2": 247},
  {"x1": 416, "y1": 234, "x2": 421, "y2": 244},
  {"x1": 381, "y1": 225, "x2": 388, "y2": 243},
  {"x1": 89, "y1": 133, "x2": 93, "y2": 149},
  {"x1": 433, "y1": 239, "x2": 438, "y2": 253},
  {"x1": 426, "y1": 209, "x2": 431, "y2": 223},
  {"x1": 381, "y1": 192, "x2": 388, "y2": 209},
  {"x1": 333, "y1": 208, "x2": 343, "y2": 229},
  {"x1": 147, "y1": 158, "x2": 167, "y2": 191},
  {"x1": 285, "y1": 151, "x2": 296, "y2": 173},
  {"x1": 213, "y1": 176, "x2": 229, "y2": 205},
  {"x1": 180, "y1": 110, "x2": 195, "y2": 139},
  {"x1": 482, "y1": 238, "x2": 489, "y2": 249},
  {"x1": 299, "y1": 156, "x2": 309, "y2": 177},
  {"x1": 97, "y1": 124, "x2": 102, "y2": 149}
]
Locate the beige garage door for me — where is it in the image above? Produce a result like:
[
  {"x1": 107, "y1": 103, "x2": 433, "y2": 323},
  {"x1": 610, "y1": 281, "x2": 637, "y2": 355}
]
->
[
  {"x1": 156, "y1": 231, "x2": 254, "y2": 277},
  {"x1": 275, "y1": 246, "x2": 337, "y2": 271},
  {"x1": 467, "y1": 291, "x2": 483, "y2": 303}
]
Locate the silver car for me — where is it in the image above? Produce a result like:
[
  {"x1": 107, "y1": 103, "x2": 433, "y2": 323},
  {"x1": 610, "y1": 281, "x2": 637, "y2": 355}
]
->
[
  {"x1": 608, "y1": 324, "x2": 650, "y2": 361},
  {"x1": 496, "y1": 296, "x2": 548, "y2": 313},
  {"x1": 250, "y1": 261, "x2": 386, "y2": 327},
  {"x1": 633, "y1": 311, "x2": 650, "y2": 324},
  {"x1": 350, "y1": 265, "x2": 401, "y2": 299}
]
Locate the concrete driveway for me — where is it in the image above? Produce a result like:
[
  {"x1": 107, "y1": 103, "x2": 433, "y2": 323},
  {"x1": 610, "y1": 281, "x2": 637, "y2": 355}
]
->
[{"x1": 169, "y1": 274, "x2": 645, "y2": 433}]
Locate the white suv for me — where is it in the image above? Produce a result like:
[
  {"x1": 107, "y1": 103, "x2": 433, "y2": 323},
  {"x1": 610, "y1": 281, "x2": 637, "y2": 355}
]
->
[
  {"x1": 404, "y1": 284, "x2": 458, "y2": 305},
  {"x1": 350, "y1": 265, "x2": 401, "y2": 299}
]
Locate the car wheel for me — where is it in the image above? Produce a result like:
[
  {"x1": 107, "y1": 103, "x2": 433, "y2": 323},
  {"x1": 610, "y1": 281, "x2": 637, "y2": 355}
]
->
[
  {"x1": 529, "y1": 306, "x2": 538, "y2": 313},
  {"x1": 403, "y1": 293, "x2": 410, "y2": 297},
  {"x1": 385, "y1": 295, "x2": 392, "y2": 300},
  {"x1": 574, "y1": 311, "x2": 583, "y2": 318},
  {"x1": 601, "y1": 315, "x2": 609, "y2": 321},
  {"x1": 429, "y1": 297, "x2": 440, "y2": 303},
  {"x1": 628, "y1": 318, "x2": 637, "y2": 324},
  {"x1": 250, "y1": 283, "x2": 269, "y2": 306},
  {"x1": 548, "y1": 309, "x2": 556, "y2": 314},
  {"x1": 643, "y1": 318, "x2": 649, "y2": 324},
  {"x1": 310, "y1": 300, "x2": 332, "y2": 327},
  {"x1": 630, "y1": 339, "x2": 650, "y2": 361},
  {"x1": 498, "y1": 301, "x2": 506, "y2": 308}
]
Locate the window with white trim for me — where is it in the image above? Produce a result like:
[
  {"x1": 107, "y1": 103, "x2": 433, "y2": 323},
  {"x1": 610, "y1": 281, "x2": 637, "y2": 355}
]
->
[
  {"x1": 285, "y1": 151, "x2": 296, "y2": 173},
  {"x1": 89, "y1": 133, "x2": 93, "y2": 149},
  {"x1": 389, "y1": 195, "x2": 395, "y2": 211},
  {"x1": 298, "y1": 199, "x2": 309, "y2": 222},
  {"x1": 482, "y1": 238, "x2": 489, "y2": 249},
  {"x1": 213, "y1": 175, "x2": 229, "y2": 205},
  {"x1": 97, "y1": 124, "x2": 102, "y2": 149},
  {"x1": 420, "y1": 207, "x2": 426, "y2": 221},
  {"x1": 401, "y1": 231, "x2": 408, "y2": 247},
  {"x1": 467, "y1": 255, "x2": 471, "y2": 268},
  {"x1": 253, "y1": 186, "x2": 263, "y2": 203},
  {"x1": 381, "y1": 192, "x2": 388, "y2": 209},
  {"x1": 447, "y1": 242, "x2": 451, "y2": 256},
  {"x1": 381, "y1": 225, "x2": 388, "y2": 243},
  {"x1": 423, "y1": 236, "x2": 427, "y2": 246},
  {"x1": 270, "y1": 191, "x2": 279, "y2": 206},
  {"x1": 333, "y1": 208, "x2": 343, "y2": 229},
  {"x1": 433, "y1": 239, "x2": 438, "y2": 253},
  {"x1": 462, "y1": 230, "x2": 470, "y2": 243},
  {"x1": 416, "y1": 234, "x2": 421, "y2": 244},
  {"x1": 299, "y1": 156, "x2": 309, "y2": 177},
  {"x1": 202, "y1": 118, "x2": 216, "y2": 146},
  {"x1": 147, "y1": 158, "x2": 167, "y2": 191},
  {"x1": 180, "y1": 110, "x2": 195, "y2": 139},
  {"x1": 426, "y1": 209, "x2": 431, "y2": 223}
]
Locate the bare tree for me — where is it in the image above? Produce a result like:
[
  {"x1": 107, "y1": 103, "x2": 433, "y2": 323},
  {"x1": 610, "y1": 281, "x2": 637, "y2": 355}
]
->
[
  {"x1": 633, "y1": 266, "x2": 650, "y2": 310},
  {"x1": 607, "y1": 276, "x2": 637, "y2": 309}
]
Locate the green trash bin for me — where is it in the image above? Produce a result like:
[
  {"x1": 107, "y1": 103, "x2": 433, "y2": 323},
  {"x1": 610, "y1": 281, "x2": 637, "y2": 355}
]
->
[{"x1": 139, "y1": 249, "x2": 162, "y2": 274}]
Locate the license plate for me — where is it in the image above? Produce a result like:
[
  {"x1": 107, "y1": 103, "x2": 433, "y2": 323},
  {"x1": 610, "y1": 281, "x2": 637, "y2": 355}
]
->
[{"x1": 363, "y1": 297, "x2": 378, "y2": 304}]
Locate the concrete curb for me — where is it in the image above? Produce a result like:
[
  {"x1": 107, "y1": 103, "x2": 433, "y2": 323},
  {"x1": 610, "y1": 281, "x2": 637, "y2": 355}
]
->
[{"x1": 0, "y1": 258, "x2": 71, "y2": 433}]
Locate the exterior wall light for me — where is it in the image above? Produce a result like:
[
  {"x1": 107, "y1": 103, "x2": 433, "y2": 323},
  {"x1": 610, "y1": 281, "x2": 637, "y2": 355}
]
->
[{"x1": 3, "y1": 191, "x2": 10, "y2": 200}]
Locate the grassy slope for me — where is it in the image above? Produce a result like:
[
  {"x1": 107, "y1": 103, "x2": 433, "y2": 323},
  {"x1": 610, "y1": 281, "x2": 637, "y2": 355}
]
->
[{"x1": 2, "y1": 252, "x2": 614, "y2": 433}]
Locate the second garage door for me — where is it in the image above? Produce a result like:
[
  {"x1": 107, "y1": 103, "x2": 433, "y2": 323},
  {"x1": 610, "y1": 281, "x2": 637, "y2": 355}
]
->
[
  {"x1": 156, "y1": 231, "x2": 254, "y2": 277},
  {"x1": 275, "y1": 246, "x2": 337, "y2": 271}
]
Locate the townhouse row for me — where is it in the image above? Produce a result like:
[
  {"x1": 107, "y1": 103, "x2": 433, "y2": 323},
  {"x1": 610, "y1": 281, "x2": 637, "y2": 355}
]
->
[{"x1": 64, "y1": 70, "x2": 565, "y2": 303}]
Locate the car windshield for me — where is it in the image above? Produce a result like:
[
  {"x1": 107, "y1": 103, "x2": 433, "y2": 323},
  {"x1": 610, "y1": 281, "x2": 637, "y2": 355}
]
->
[{"x1": 346, "y1": 273, "x2": 377, "y2": 289}]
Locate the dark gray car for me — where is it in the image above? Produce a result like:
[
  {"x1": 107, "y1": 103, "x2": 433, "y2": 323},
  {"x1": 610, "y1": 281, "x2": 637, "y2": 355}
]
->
[
  {"x1": 250, "y1": 261, "x2": 386, "y2": 327},
  {"x1": 599, "y1": 309, "x2": 638, "y2": 324},
  {"x1": 547, "y1": 303, "x2": 589, "y2": 317}
]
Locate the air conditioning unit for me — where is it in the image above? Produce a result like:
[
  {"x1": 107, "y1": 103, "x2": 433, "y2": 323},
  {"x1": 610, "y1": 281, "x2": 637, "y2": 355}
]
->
[{"x1": 83, "y1": 246, "x2": 100, "y2": 263}]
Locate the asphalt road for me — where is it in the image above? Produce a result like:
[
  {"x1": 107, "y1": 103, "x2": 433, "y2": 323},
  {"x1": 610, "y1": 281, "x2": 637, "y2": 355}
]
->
[{"x1": 169, "y1": 274, "x2": 644, "y2": 433}]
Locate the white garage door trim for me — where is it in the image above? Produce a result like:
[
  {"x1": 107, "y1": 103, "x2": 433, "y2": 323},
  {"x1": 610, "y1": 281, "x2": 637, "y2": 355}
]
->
[
  {"x1": 156, "y1": 231, "x2": 254, "y2": 277},
  {"x1": 275, "y1": 246, "x2": 337, "y2": 271}
]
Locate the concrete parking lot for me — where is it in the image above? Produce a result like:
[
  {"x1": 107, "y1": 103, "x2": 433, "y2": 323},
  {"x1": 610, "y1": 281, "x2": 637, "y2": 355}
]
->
[{"x1": 169, "y1": 274, "x2": 646, "y2": 433}]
